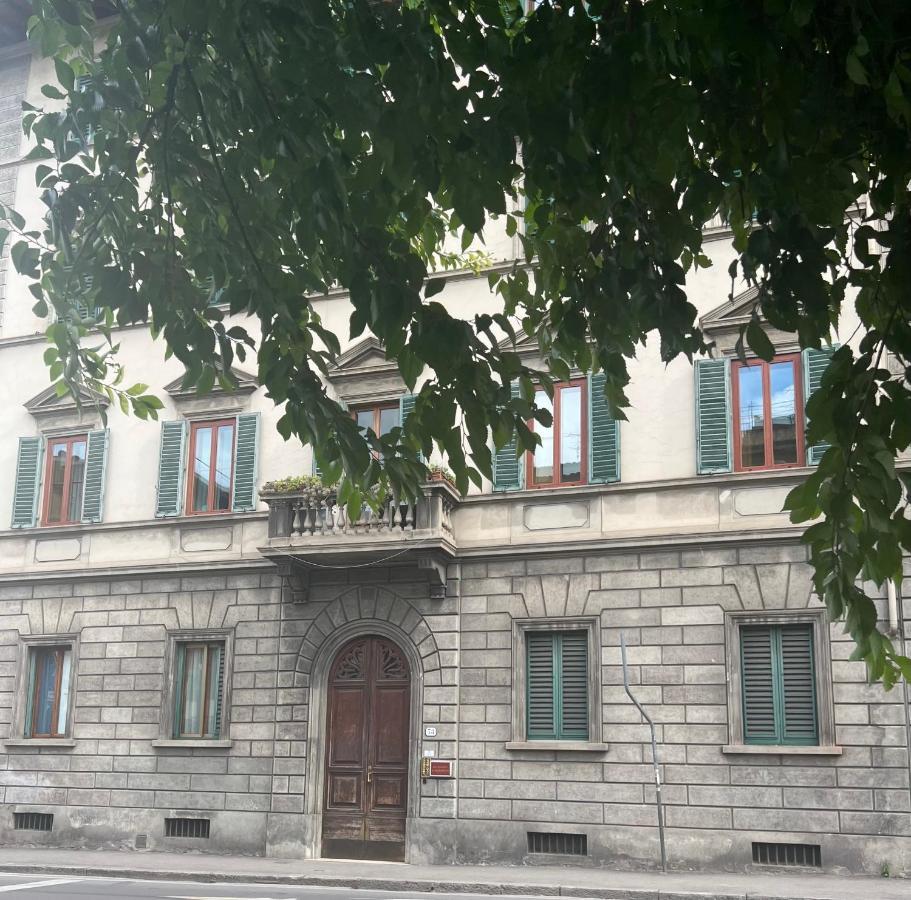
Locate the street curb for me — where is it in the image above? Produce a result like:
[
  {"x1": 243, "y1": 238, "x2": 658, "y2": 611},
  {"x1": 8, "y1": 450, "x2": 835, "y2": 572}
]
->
[{"x1": 0, "y1": 862, "x2": 826, "y2": 900}]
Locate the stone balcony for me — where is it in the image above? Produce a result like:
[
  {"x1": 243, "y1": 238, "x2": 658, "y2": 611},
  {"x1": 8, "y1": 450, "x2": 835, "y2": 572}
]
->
[{"x1": 259, "y1": 479, "x2": 460, "y2": 597}]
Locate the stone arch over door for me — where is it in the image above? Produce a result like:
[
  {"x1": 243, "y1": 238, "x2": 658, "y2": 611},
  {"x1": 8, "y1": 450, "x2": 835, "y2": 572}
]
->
[{"x1": 298, "y1": 586, "x2": 437, "y2": 860}]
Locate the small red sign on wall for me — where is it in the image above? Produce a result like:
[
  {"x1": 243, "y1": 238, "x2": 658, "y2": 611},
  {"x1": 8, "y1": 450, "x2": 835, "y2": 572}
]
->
[{"x1": 421, "y1": 758, "x2": 453, "y2": 778}]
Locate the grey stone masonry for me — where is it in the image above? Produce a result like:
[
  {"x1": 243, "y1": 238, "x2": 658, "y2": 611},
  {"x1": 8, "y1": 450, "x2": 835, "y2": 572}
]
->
[{"x1": 0, "y1": 542, "x2": 908, "y2": 876}]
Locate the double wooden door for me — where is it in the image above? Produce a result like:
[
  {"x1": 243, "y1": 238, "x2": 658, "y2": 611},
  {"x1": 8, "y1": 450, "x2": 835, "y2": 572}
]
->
[{"x1": 322, "y1": 636, "x2": 411, "y2": 861}]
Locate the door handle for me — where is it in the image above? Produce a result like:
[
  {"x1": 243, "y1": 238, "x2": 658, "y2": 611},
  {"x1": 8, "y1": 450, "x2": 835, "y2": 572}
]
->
[{"x1": 366, "y1": 766, "x2": 373, "y2": 784}]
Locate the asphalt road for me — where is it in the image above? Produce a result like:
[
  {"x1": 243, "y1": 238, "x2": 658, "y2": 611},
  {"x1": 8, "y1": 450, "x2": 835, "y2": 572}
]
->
[{"x1": 0, "y1": 875, "x2": 560, "y2": 900}]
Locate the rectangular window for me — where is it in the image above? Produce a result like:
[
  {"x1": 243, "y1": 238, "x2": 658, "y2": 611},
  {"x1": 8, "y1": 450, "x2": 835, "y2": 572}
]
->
[
  {"x1": 353, "y1": 403, "x2": 401, "y2": 438},
  {"x1": 526, "y1": 631, "x2": 589, "y2": 740},
  {"x1": 41, "y1": 435, "x2": 87, "y2": 525},
  {"x1": 174, "y1": 642, "x2": 225, "y2": 739},
  {"x1": 527, "y1": 380, "x2": 587, "y2": 488},
  {"x1": 732, "y1": 355, "x2": 803, "y2": 471},
  {"x1": 26, "y1": 646, "x2": 73, "y2": 739},
  {"x1": 740, "y1": 623, "x2": 818, "y2": 746},
  {"x1": 187, "y1": 419, "x2": 235, "y2": 514}
]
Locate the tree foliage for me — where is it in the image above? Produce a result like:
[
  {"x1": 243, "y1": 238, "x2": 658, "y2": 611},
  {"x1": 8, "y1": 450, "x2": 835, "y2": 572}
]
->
[{"x1": 8, "y1": 0, "x2": 911, "y2": 683}]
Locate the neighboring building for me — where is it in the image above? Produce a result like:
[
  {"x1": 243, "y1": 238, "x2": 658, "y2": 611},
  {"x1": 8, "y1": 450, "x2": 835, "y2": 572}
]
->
[{"x1": 0, "y1": 10, "x2": 909, "y2": 878}]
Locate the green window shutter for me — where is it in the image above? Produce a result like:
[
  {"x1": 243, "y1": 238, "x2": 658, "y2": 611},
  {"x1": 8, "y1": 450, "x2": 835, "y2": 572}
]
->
[
  {"x1": 80, "y1": 429, "x2": 109, "y2": 523},
  {"x1": 588, "y1": 372, "x2": 620, "y2": 484},
  {"x1": 779, "y1": 624, "x2": 818, "y2": 745},
  {"x1": 209, "y1": 643, "x2": 225, "y2": 738},
  {"x1": 526, "y1": 632, "x2": 556, "y2": 739},
  {"x1": 155, "y1": 420, "x2": 187, "y2": 518},
  {"x1": 740, "y1": 625, "x2": 778, "y2": 744},
  {"x1": 23, "y1": 649, "x2": 37, "y2": 738},
  {"x1": 11, "y1": 436, "x2": 44, "y2": 528},
  {"x1": 231, "y1": 413, "x2": 260, "y2": 512},
  {"x1": 493, "y1": 382, "x2": 524, "y2": 491},
  {"x1": 173, "y1": 643, "x2": 186, "y2": 738},
  {"x1": 803, "y1": 345, "x2": 838, "y2": 466},
  {"x1": 527, "y1": 631, "x2": 590, "y2": 741},
  {"x1": 695, "y1": 358, "x2": 732, "y2": 474},
  {"x1": 399, "y1": 393, "x2": 422, "y2": 461},
  {"x1": 741, "y1": 623, "x2": 818, "y2": 746},
  {"x1": 559, "y1": 631, "x2": 589, "y2": 740}
]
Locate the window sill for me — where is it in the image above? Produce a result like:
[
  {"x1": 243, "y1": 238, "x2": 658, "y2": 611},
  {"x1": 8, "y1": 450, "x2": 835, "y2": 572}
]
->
[
  {"x1": 151, "y1": 739, "x2": 233, "y2": 749},
  {"x1": 505, "y1": 741, "x2": 610, "y2": 753},
  {"x1": 4, "y1": 738, "x2": 76, "y2": 749},
  {"x1": 721, "y1": 744, "x2": 842, "y2": 756}
]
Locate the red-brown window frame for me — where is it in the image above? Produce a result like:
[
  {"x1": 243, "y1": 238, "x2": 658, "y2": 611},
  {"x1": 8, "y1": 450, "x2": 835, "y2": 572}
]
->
[
  {"x1": 41, "y1": 434, "x2": 87, "y2": 527},
  {"x1": 525, "y1": 378, "x2": 588, "y2": 490},
  {"x1": 185, "y1": 418, "x2": 236, "y2": 516},
  {"x1": 176, "y1": 642, "x2": 222, "y2": 738},
  {"x1": 29, "y1": 645, "x2": 68, "y2": 739},
  {"x1": 351, "y1": 402, "x2": 400, "y2": 436},
  {"x1": 731, "y1": 354, "x2": 804, "y2": 472}
]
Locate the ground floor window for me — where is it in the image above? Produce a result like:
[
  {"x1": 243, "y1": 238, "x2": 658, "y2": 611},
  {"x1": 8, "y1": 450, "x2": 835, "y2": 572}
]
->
[{"x1": 25, "y1": 644, "x2": 73, "y2": 738}]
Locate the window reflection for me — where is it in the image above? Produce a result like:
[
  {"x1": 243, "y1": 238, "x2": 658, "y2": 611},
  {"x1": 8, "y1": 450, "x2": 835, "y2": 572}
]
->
[
  {"x1": 192, "y1": 426, "x2": 213, "y2": 512},
  {"x1": 532, "y1": 389, "x2": 554, "y2": 484},
  {"x1": 738, "y1": 366, "x2": 765, "y2": 468},
  {"x1": 560, "y1": 386, "x2": 582, "y2": 482},
  {"x1": 770, "y1": 362, "x2": 797, "y2": 464}
]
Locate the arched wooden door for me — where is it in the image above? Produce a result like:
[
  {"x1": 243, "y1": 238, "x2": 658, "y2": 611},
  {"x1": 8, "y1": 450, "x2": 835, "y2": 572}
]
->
[{"x1": 322, "y1": 636, "x2": 411, "y2": 861}]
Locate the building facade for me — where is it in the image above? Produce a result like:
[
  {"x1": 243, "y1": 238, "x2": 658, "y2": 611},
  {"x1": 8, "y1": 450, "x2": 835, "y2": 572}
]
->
[{"x1": 0, "y1": 18, "x2": 908, "y2": 878}]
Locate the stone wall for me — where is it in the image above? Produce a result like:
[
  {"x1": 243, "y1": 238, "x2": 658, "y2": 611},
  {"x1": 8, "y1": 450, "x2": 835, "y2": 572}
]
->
[
  {"x1": 450, "y1": 543, "x2": 911, "y2": 876},
  {"x1": 0, "y1": 543, "x2": 907, "y2": 875}
]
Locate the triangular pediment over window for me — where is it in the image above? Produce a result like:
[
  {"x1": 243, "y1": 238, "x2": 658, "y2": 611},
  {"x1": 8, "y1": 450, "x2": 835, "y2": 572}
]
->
[
  {"x1": 25, "y1": 383, "x2": 109, "y2": 425},
  {"x1": 326, "y1": 337, "x2": 406, "y2": 406},
  {"x1": 700, "y1": 286, "x2": 799, "y2": 355},
  {"x1": 163, "y1": 362, "x2": 258, "y2": 400}
]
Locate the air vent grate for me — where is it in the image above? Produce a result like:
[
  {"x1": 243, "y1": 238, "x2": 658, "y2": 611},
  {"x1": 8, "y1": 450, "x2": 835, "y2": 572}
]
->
[
  {"x1": 165, "y1": 817, "x2": 210, "y2": 839},
  {"x1": 134, "y1": 833, "x2": 148, "y2": 849},
  {"x1": 13, "y1": 812, "x2": 53, "y2": 832},
  {"x1": 527, "y1": 832, "x2": 587, "y2": 856},
  {"x1": 752, "y1": 841, "x2": 821, "y2": 868}
]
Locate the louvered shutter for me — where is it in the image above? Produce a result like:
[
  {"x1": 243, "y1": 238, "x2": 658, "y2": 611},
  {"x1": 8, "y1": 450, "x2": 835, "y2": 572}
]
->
[
  {"x1": 526, "y1": 632, "x2": 555, "y2": 739},
  {"x1": 11, "y1": 437, "x2": 44, "y2": 528},
  {"x1": 399, "y1": 393, "x2": 423, "y2": 461},
  {"x1": 559, "y1": 631, "x2": 589, "y2": 739},
  {"x1": 75, "y1": 74, "x2": 95, "y2": 144},
  {"x1": 695, "y1": 358, "x2": 732, "y2": 474},
  {"x1": 231, "y1": 414, "x2": 259, "y2": 512},
  {"x1": 80, "y1": 429, "x2": 108, "y2": 523},
  {"x1": 155, "y1": 420, "x2": 187, "y2": 518},
  {"x1": 172, "y1": 643, "x2": 186, "y2": 738},
  {"x1": 779, "y1": 624, "x2": 818, "y2": 744},
  {"x1": 493, "y1": 382, "x2": 523, "y2": 491},
  {"x1": 803, "y1": 346, "x2": 838, "y2": 466},
  {"x1": 740, "y1": 625, "x2": 778, "y2": 744},
  {"x1": 211, "y1": 644, "x2": 225, "y2": 737},
  {"x1": 23, "y1": 650, "x2": 37, "y2": 737},
  {"x1": 588, "y1": 372, "x2": 620, "y2": 484}
]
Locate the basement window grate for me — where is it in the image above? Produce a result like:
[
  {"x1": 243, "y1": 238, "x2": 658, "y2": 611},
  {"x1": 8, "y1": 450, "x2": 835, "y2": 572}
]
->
[
  {"x1": 165, "y1": 817, "x2": 210, "y2": 839},
  {"x1": 13, "y1": 812, "x2": 53, "y2": 832},
  {"x1": 752, "y1": 841, "x2": 821, "y2": 868},
  {"x1": 527, "y1": 832, "x2": 588, "y2": 856}
]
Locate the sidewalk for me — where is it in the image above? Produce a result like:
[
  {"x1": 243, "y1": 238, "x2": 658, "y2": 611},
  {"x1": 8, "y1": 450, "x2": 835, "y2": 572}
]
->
[{"x1": 0, "y1": 847, "x2": 904, "y2": 900}]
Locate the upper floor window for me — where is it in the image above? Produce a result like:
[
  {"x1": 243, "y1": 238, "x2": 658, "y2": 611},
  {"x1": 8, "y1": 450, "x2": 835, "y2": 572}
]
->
[
  {"x1": 694, "y1": 347, "x2": 836, "y2": 476},
  {"x1": 11, "y1": 430, "x2": 109, "y2": 529},
  {"x1": 492, "y1": 374, "x2": 619, "y2": 491},
  {"x1": 353, "y1": 402, "x2": 401, "y2": 438},
  {"x1": 187, "y1": 418, "x2": 236, "y2": 515},
  {"x1": 527, "y1": 380, "x2": 586, "y2": 488},
  {"x1": 154, "y1": 414, "x2": 260, "y2": 519},
  {"x1": 26, "y1": 645, "x2": 73, "y2": 739},
  {"x1": 42, "y1": 435, "x2": 87, "y2": 526},
  {"x1": 732, "y1": 355, "x2": 803, "y2": 471}
]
